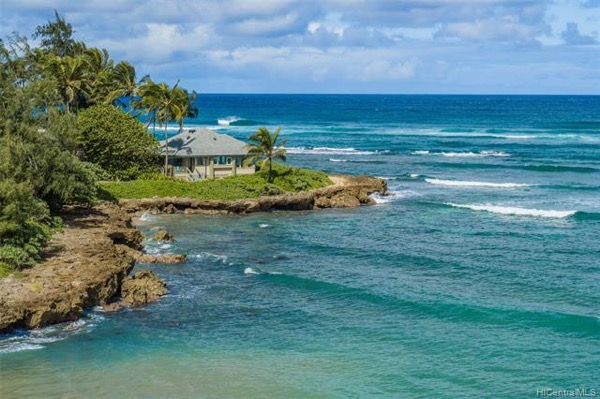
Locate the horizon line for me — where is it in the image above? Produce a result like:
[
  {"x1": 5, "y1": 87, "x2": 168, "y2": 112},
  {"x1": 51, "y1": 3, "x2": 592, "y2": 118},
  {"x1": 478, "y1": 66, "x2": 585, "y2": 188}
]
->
[{"x1": 194, "y1": 92, "x2": 600, "y2": 96}]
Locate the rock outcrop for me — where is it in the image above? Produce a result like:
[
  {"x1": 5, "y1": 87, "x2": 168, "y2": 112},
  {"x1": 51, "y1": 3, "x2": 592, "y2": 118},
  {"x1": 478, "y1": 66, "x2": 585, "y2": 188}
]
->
[
  {"x1": 119, "y1": 175, "x2": 387, "y2": 215},
  {"x1": 0, "y1": 204, "x2": 160, "y2": 332},
  {"x1": 136, "y1": 253, "x2": 187, "y2": 264},
  {"x1": 152, "y1": 229, "x2": 174, "y2": 242},
  {"x1": 120, "y1": 270, "x2": 167, "y2": 306}
]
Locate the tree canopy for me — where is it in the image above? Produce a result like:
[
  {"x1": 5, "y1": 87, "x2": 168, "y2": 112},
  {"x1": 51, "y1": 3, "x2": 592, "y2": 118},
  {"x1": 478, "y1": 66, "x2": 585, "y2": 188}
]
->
[
  {"x1": 245, "y1": 127, "x2": 288, "y2": 183},
  {"x1": 0, "y1": 12, "x2": 197, "y2": 274},
  {"x1": 79, "y1": 104, "x2": 160, "y2": 180}
]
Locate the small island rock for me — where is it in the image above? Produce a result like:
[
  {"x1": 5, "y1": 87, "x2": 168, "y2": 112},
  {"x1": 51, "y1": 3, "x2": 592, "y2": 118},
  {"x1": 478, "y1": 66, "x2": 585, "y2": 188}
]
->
[
  {"x1": 120, "y1": 270, "x2": 167, "y2": 307},
  {"x1": 152, "y1": 229, "x2": 174, "y2": 242}
]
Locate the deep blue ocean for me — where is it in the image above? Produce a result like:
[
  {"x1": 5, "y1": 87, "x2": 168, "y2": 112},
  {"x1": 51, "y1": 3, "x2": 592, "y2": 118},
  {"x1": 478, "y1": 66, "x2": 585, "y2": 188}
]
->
[{"x1": 1, "y1": 95, "x2": 599, "y2": 398}]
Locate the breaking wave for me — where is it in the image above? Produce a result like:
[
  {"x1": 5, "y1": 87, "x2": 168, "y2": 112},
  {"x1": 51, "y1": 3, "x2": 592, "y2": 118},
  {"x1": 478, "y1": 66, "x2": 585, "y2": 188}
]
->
[
  {"x1": 286, "y1": 147, "x2": 378, "y2": 155},
  {"x1": 0, "y1": 313, "x2": 104, "y2": 353},
  {"x1": 217, "y1": 116, "x2": 262, "y2": 126},
  {"x1": 426, "y1": 178, "x2": 530, "y2": 188},
  {"x1": 445, "y1": 203, "x2": 578, "y2": 218},
  {"x1": 412, "y1": 150, "x2": 510, "y2": 158}
]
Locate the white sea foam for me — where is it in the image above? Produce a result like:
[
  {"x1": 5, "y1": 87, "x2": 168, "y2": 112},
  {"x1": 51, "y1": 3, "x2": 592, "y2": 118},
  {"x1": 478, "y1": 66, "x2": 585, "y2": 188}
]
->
[
  {"x1": 191, "y1": 252, "x2": 228, "y2": 263},
  {"x1": 217, "y1": 116, "x2": 240, "y2": 126},
  {"x1": 370, "y1": 193, "x2": 393, "y2": 204},
  {"x1": 412, "y1": 150, "x2": 509, "y2": 157},
  {"x1": 139, "y1": 213, "x2": 153, "y2": 221},
  {"x1": 244, "y1": 267, "x2": 259, "y2": 275},
  {"x1": 499, "y1": 134, "x2": 535, "y2": 139},
  {"x1": 369, "y1": 190, "x2": 414, "y2": 204},
  {"x1": 0, "y1": 313, "x2": 104, "y2": 353},
  {"x1": 443, "y1": 151, "x2": 509, "y2": 158},
  {"x1": 426, "y1": 178, "x2": 530, "y2": 188},
  {"x1": 286, "y1": 147, "x2": 376, "y2": 155},
  {"x1": 446, "y1": 203, "x2": 577, "y2": 218},
  {"x1": 259, "y1": 224, "x2": 270, "y2": 228},
  {"x1": 375, "y1": 176, "x2": 398, "y2": 180},
  {"x1": 0, "y1": 343, "x2": 45, "y2": 353},
  {"x1": 144, "y1": 246, "x2": 160, "y2": 255},
  {"x1": 329, "y1": 158, "x2": 348, "y2": 162}
]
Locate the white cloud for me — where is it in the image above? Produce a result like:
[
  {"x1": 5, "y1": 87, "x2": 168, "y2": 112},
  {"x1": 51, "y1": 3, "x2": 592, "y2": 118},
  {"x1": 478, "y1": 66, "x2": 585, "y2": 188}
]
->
[
  {"x1": 1, "y1": 0, "x2": 599, "y2": 93},
  {"x1": 98, "y1": 23, "x2": 212, "y2": 63}
]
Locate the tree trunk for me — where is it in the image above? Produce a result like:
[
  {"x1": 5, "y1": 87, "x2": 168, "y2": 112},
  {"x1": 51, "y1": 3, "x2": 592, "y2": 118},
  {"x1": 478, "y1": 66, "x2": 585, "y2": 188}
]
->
[
  {"x1": 164, "y1": 125, "x2": 169, "y2": 176},
  {"x1": 268, "y1": 157, "x2": 272, "y2": 183},
  {"x1": 152, "y1": 113, "x2": 157, "y2": 139}
]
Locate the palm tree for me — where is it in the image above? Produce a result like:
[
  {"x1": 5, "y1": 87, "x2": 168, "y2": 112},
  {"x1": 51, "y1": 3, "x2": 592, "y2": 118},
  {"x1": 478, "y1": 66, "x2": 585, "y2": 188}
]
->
[
  {"x1": 83, "y1": 47, "x2": 114, "y2": 107},
  {"x1": 42, "y1": 54, "x2": 91, "y2": 113},
  {"x1": 133, "y1": 78, "x2": 161, "y2": 138},
  {"x1": 106, "y1": 61, "x2": 146, "y2": 108},
  {"x1": 245, "y1": 127, "x2": 287, "y2": 183},
  {"x1": 134, "y1": 79, "x2": 197, "y2": 174},
  {"x1": 172, "y1": 89, "x2": 199, "y2": 133}
]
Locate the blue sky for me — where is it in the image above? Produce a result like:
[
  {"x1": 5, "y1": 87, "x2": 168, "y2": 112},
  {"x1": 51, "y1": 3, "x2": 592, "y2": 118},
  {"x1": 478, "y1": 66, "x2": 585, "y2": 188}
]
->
[{"x1": 2, "y1": 0, "x2": 599, "y2": 94}]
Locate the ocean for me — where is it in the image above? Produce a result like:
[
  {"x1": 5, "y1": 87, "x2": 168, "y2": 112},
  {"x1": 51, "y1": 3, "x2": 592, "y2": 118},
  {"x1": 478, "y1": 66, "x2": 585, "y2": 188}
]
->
[{"x1": 1, "y1": 95, "x2": 599, "y2": 398}]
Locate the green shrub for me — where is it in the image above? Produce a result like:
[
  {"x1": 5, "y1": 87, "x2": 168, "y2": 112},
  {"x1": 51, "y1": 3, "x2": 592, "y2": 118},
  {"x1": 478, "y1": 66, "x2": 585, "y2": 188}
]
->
[
  {"x1": 0, "y1": 262, "x2": 12, "y2": 278},
  {"x1": 99, "y1": 165, "x2": 332, "y2": 201},
  {"x1": 78, "y1": 104, "x2": 160, "y2": 180},
  {"x1": 260, "y1": 184, "x2": 283, "y2": 196},
  {"x1": 0, "y1": 245, "x2": 37, "y2": 270}
]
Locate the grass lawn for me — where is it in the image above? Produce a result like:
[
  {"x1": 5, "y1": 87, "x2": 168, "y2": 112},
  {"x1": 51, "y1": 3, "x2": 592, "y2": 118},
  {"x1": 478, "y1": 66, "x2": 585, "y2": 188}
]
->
[{"x1": 99, "y1": 165, "x2": 332, "y2": 201}]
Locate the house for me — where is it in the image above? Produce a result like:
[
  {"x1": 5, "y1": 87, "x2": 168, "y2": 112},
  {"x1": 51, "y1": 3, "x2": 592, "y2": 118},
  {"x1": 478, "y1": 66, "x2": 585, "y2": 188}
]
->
[{"x1": 160, "y1": 128, "x2": 255, "y2": 180}]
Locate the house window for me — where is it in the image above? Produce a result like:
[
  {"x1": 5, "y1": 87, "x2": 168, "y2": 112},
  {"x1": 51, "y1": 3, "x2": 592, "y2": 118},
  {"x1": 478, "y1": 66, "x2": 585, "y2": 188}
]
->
[
  {"x1": 213, "y1": 156, "x2": 230, "y2": 165},
  {"x1": 197, "y1": 157, "x2": 204, "y2": 166}
]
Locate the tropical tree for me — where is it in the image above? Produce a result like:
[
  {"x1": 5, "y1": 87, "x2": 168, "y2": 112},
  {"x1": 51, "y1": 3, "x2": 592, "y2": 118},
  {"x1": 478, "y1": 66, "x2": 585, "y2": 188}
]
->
[
  {"x1": 133, "y1": 77, "x2": 161, "y2": 138},
  {"x1": 106, "y1": 60, "x2": 144, "y2": 108},
  {"x1": 41, "y1": 54, "x2": 91, "y2": 113},
  {"x1": 173, "y1": 89, "x2": 199, "y2": 133},
  {"x1": 78, "y1": 104, "x2": 159, "y2": 180},
  {"x1": 83, "y1": 47, "x2": 114, "y2": 106},
  {"x1": 33, "y1": 10, "x2": 85, "y2": 57},
  {"x1": 245, "y1": 127, "x2": 287, "y2": 183}
]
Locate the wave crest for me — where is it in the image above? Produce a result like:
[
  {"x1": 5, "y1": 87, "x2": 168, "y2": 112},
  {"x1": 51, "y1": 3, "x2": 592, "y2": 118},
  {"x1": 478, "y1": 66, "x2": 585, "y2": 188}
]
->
[
  {"x1": 446, "y1": 203, "x2": 577, "y2": 218},
  {"x1": 426, "y1": 178, "x2": 530, "y2": 188},
  {"x1": 217, "y1": 116, "x2": 261, "y2": 126},
  {"x1": 412, "y1": 150, "x2": 509, "y2": 158},
  {"x1": 286, "y1": 147, "x2": 377, "y2": 155}
]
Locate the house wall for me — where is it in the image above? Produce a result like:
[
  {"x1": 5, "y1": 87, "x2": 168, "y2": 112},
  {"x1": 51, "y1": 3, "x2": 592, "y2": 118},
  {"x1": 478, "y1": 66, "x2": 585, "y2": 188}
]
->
[{"x1": 167, "y1": 155, "x2": 254, "y2": 179}]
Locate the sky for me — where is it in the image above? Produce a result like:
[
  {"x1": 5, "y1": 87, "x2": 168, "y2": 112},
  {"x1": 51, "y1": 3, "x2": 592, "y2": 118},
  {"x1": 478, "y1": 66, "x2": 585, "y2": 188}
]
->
[{"x1": 1, "y1": 0, "x2": 599, "y2": 94}]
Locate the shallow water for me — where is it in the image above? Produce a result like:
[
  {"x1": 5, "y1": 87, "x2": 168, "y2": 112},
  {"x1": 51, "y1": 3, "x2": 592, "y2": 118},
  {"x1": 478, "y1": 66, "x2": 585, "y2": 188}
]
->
[{"x1": 1, "y1": 95, "x2": 599, "y2": 398}]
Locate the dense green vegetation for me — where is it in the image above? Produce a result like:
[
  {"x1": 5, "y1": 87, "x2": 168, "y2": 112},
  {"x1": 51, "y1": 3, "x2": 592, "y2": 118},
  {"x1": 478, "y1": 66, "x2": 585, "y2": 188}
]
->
[
  {"x1": 0, "y1": 13, "x2": 191, "y2": 274},
  {"x1": 99, "y1": 165, "x2": 332, "y2": 201},
  {"x1": 78, "y1": 104, "x2": 159, "y2": 180}
]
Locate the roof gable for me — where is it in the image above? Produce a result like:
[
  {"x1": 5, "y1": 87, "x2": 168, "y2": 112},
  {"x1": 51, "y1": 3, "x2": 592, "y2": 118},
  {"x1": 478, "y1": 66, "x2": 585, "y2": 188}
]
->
[{"x1": 160, "y1": 128, "x2": 248, "y2": 157}]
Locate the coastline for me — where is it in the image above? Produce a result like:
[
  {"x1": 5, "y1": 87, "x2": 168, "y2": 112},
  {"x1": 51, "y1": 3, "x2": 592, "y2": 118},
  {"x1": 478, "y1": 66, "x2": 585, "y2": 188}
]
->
[
  {"x1": 0, "y1": 175, "x2": 387, "y2": 333},
  {"x1": 118, "y1": 175, "x2": 387, "y2": 215}
]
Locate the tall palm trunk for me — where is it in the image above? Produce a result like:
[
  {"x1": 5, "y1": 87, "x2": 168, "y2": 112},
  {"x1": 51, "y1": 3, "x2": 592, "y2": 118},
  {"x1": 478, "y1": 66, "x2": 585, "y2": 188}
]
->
[
  {"x1": 153, "y1": 112, "x2": 157, "y2": 139},
  {"x1": 164, "y1": 124, "x2": 169, "y2": 175},
  {"x1": 268, "y1": 157, "x2": 273, "y2": 183}
]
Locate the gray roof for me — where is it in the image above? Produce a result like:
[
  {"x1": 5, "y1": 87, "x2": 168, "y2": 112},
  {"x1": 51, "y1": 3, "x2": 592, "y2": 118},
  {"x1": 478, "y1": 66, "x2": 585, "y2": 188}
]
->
[{"x1": 160, "y1": 128, "x2": 248, "y2": 157}]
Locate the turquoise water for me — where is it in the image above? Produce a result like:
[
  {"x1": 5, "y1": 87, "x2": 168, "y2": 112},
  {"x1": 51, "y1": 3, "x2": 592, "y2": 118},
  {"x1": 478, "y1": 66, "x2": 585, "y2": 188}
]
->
[{"x1": 1, "y1": 95, "x2": 599, "y2": 398}]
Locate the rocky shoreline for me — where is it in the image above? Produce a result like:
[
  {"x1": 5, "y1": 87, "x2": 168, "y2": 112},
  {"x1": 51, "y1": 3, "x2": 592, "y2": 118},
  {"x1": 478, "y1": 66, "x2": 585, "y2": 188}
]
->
[
  {"x1": 0, "y1": 175, "x2": 387, "y2": 332},
  {"x1": 118, "y1": 175, "x2": 387, "y2": 215}
]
